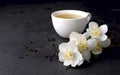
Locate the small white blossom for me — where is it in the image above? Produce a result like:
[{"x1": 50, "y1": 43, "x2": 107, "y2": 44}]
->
[
  {"x1": 92, "y1": 38, "x2": 111, "y2": 54},
  {"x1": 58, "y1": 41, "x2": 84, "y2": 67},
  {"x1": 87, "y1": 22, "x2": 108, "y2": 41},
  {"x1": 69, "y1": 32, "x2": 97, "y2": 61}
]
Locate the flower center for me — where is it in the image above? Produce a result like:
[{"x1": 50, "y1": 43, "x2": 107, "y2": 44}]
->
[
  {"x1": 93, "y1": 41, "x2": 102, "y2": 51},
  {"x1": 64, "y1": 50, "x2": 74, "y2": 62},
  {"x1": 78, "y1": 41, "x2": 87, "y2": 52},
  {"x1": 91, "y1": 27, "x2": 101, "y2": 38},
  {"x1": 72, "y1": 39, "x2": 78, "y2": 45}
]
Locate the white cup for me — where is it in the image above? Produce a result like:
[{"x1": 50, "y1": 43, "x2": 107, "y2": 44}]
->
[{"x1": 51, "y1": 10, "x2": 91, "y2": 38}]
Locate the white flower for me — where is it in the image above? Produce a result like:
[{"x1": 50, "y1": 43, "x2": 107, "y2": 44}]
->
[
  {"x1": 69, "y1": 32, "x2": 97, "y2": 61},
  {"x1": 92, "y1": 38, "x2": 111, "y2": 54},
  {"x1": 87, "y1": 22, "x2": 108, "y2": 41},
  {"x1": 58, "y1": 41, "x2": 84, "y2": 67}
]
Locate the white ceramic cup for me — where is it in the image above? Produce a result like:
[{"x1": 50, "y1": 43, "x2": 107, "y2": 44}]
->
[{"x1": 51, "y1": 10, "x2": 91, "y2": 38}]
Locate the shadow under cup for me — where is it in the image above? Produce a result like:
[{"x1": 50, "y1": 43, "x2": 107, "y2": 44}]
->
[{"x1": 51, "y1": 10, "x2": 91, "y2": 38}]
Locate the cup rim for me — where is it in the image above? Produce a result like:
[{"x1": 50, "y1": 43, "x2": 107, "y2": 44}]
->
[{"x1": 51, "y1": 10, "x2": 89, "y2": 20}]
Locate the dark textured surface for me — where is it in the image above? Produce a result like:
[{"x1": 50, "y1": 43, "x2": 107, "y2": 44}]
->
[{"x1": 0, "y1": 2, "x2": 120, "y2": 75}]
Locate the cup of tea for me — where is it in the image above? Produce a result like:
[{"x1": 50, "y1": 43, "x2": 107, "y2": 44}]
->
[{"x1": 51, "y1": 10, "x2": 91, "y2": 38}]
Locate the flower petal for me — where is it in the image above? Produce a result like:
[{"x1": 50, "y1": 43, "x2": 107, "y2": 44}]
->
[
  {"x1": 77, "y1": 53, "x2": 84, "y2": 66},
  {"x1": 63, "y1": 60, "x2": 72, "y2": 66},
  {"x1": 79, "y1": 34, "x2": 87, "y2": 41},
  {"x1": 67, "y1": 41, "x2": 78, "y2": 52},
  {"x1": 71, "y1": 54, "x2": 79, "y2": 67},
  {"x1": 83, "y1": 32, "x2": 90, "y2": 38},
  {"x1": 99, "y1": 34, "x2": 107, "y2": 41},
  {"x1": 69, "y1": 31, "x2": 80, "y2": 40},
  {"x1": 71, "y1": 52, "x2": 83, "y2": 67},
  {"x1": 100, "y1": 24, "x2": 108, "y2": 34},
  {"x1": 59, "y1": 43, "x2": 67, "y2": 52},
  {"x1": 69, "y1": 31, "x2": 80, "y2": 45},
  {"x1": 87, "y1": 39, "x2": 97, "y2": 51},
  {"x1": 92, "y1": 49, "x2": 103, "y2": 55},
  {"x1": 81, "y1": 50, "x2": 91, "y2": 62},
  {"x1": 59, "y1": 42, "x2": 77, "y2": 52},
  {"x1": 89, "y1": 21, "x2": 99, "y2": 29},
  {"x1": 58, "y1": 52, "x2": 64, "y2": 62},
  {"x1": 101, "y1": 38, "x2": 111, "y2": 48},
  {"x1": 78, "y1": 59, "x2": 84, "y2": 66},
  {"x1": 86, "y1": 28, "x2": 90, "y2": 34}
]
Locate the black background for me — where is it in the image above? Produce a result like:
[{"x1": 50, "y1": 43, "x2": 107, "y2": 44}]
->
[
  {"x1": 0, "y1": 0, "x2": 120, "y2": 10},
  {"x1": 0, "y1": 0, "x2": 120, "y2": 75}
]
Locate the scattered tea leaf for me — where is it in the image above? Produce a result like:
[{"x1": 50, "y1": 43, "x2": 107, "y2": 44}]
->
[
  {"x1": 23, "y1": 45, "x2": 26, "y2": 46},
  {"x1": 30, "y1": 41, "x2": 33, "y2": 44},
  {"x1": 46, "y1": 37, "x2": 56, "y2": 42},
  {"x1": 28, "y1": 48, "x2": 40, "y2": 53},
  {"x1": 25, "y1": 46, "x2": 29, "y2": 49},
  {"x1": 34, "y1": 49, "x2": 38, "y2": 52},
  {"x1": 45, "y1": 55, "x2": 49, "y2": 58},
  {"x1": 49, "y1": 56, "x2": 53, "y2": 62},
  {"x1": 65, "y1": 66, "x2": 71, "y2": 70},
  {"x1": 29, "y1": 49, "x2": 34, "y2": 52},
  {"x1": 25, "y1": 54, "x2": 29, "y2": 56},
  {"x1": 18, "y1": 56, "x2": 24, "y2": 59}
]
